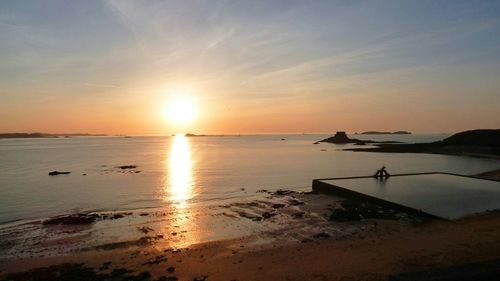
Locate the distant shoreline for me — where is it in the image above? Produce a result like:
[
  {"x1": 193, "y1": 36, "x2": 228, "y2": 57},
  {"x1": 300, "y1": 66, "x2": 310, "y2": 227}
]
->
[
  {"x1": 0, "y1": 133, "x2": 108, "y2": 139},
  {"x1": 341, "y1": 129, "x2": 500, "y2": 159}
]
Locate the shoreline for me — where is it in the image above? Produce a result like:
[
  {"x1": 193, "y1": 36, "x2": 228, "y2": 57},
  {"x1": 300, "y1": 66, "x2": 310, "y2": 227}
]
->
[
  {"x1": 1, "y1": 168, "x2": 500, "y2": 280},
  {"x1": 4, "y1": 212, "x2": 500, "y2": 280}
]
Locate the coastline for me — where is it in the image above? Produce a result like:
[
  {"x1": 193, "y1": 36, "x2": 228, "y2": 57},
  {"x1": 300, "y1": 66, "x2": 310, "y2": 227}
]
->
[
  {"x1": 4, "y1": 210, "x2": 500, "y2": 280},
  {"x1": 1, "y1": 168, "x2": 500, "y2": 280}
]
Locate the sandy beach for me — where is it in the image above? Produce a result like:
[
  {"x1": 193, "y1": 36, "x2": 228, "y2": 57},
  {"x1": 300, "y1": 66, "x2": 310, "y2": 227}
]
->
[
  {"x1": 3, "y1": 210, "x2": 500, "y2": 280},
  {"x1": 1, "y1": 168, "x2": 500, "y2": 281}
]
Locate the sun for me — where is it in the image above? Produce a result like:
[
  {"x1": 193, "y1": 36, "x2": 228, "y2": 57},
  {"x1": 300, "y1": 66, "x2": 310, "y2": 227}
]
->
[{"x1": 164, "y1": 96, "x2": 197, "y2": 125}]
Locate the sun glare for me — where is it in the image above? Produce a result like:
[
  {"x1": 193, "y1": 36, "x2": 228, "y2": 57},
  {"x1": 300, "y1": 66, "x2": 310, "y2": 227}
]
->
[{"x1": 164, "y1": 96, "x2": 197, "y2": 125}]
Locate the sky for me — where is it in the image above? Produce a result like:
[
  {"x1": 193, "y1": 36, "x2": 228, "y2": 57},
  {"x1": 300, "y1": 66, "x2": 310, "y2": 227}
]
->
[{"x1": 0, "y1": 0, "x2": 499, "y2": 135}]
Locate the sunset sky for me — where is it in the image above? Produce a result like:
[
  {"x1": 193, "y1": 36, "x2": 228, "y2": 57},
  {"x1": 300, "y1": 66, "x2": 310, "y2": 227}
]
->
[{"x1": 1, "y1": 1, "x2": 499, "y2": 135}]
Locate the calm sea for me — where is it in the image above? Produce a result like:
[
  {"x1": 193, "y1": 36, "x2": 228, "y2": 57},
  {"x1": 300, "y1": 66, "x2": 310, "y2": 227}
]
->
[{"x1": 1, "y1": 134, "x2": 499, "y2": 223}]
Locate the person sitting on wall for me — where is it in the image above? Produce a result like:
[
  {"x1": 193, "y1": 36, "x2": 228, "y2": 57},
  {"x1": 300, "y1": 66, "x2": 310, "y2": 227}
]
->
[{"x1": 374, "y1": 166, "x2": 390, "y2": 178}]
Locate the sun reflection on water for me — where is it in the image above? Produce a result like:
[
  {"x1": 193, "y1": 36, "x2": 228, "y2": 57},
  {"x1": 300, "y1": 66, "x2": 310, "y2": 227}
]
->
[
  {"x1": 167, "y1": 134, "x2": 194, "y2": 206},
  {"x1": 162, "y1": 134, "x2": 200, "y2": 247}
]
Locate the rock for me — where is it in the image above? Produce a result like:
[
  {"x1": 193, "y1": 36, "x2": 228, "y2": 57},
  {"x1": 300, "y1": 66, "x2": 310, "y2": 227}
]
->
[
  {"x1": 291, "y1": 212, "x2": 305, "y2": 219},
  {"x1": 273, "y1": 189, "x2": 295, "y2": 196},
  {"x1": 329, "y1": 208, "x2": 355, "y2": 222},
  {"x1": 313, "y1": 232, "x2": 331, "y2": 239},
  {"x1": 287, "y1": 198, "x2": 304, "y2": 205},
  {"x1": 116, "y1": 165, "x2": 137, "y2": 169},
  {"x1": 48, "y1": 171, "x2": 71, "y2": 176},
  {"x1": 137, "y1": 226, "x2": 154, "y2": 234},
  {"x1": 329, "y1": 199, "x2": 406, "y2": 222},
  {"x1": 42, "y1": 213, "x2": 100, "y2": 225},
  {"x1": 142, "y1": 255, "x2": 167, "y2": 265},
  {"x1": 193, "y1": 276, "x2": 208, "y2": 281},
  {"x1": 111, "y1": 213, "x2": 125, "y2": 219},
  {"x1": 262, "y1": 212, "x2": 276, "y2": 219},
  {"x1": 317, "y1": 131, "x2": 403, "y2": 145},
  {"x1": 318, "y1": 131, "x2": 357, "y2": 144},
  {"x1": 167, "y1": 267, "x2": 175, "y2": 273}
]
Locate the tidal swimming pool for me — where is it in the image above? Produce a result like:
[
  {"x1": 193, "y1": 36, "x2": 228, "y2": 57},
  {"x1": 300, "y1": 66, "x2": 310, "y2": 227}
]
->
[{"x1": 318, "y1": 173, "x2": 500, "y2": 219}]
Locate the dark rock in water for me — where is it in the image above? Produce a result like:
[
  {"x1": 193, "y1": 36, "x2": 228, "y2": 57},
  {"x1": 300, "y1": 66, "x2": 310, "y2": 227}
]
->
[
  {"x1": 317, "y1": 131, "x2": 403, "y2": 145},
  {"x1": 327, "y1": 131, "x2": 350, "y2": 142},
  {"x1": 317, "y1": 131, "x2": 366, "y2": 144},
  {"x1": 116, "y1": 165, "x2": 137, "y2": 169},
  {"x1": 43, "y1": 213, "x2": 100, "y2": 225},
  {"x1": 48, "y1": 171, "x2": 71, "y2": 176},
  {"x1": 167, "y1": 267, "x2": 175, "y2": 273},
  {"x1": 111, "y1": 213, "x2": 124, "y2": 219}
]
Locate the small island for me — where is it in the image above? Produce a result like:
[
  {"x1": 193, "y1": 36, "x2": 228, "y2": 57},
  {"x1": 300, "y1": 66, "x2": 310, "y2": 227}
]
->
[
  {"x1": 316, "y1": 131, "x2": 403, "y2": 145},
  {"x1": 357, "y1": 131, "x2": 411, "y2": 135}
]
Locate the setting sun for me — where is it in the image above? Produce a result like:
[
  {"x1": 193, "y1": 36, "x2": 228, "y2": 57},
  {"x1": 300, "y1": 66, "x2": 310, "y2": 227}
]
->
[{"x1": 164, "y1": 97, "x2": 197, "y2": 125}]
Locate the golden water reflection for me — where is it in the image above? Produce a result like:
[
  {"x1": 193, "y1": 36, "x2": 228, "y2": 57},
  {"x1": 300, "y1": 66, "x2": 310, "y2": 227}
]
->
[
  {"x1": 167, "y1": 134, "x2": 194, "y2": 207},
  {"x1": 163, "y1": 134, "x2": 199, "y2": 247}
]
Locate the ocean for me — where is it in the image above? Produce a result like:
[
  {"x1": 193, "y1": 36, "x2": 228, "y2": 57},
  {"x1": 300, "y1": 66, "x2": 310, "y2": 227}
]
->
[{"x1": 1, "y1": 134, "x2": 499, "y2": 224}]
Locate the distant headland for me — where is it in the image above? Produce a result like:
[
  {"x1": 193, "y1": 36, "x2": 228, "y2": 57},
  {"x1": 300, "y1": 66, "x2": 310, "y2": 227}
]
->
[
  {"x1": 345, "y1": 129, "x2": 500, "y2": 158},
  {"x1": 0, "y1": 133, "x2": 107, "y2": 139}
]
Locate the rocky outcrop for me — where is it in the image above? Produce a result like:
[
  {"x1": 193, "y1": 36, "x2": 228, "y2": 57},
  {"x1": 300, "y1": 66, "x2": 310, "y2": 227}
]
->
[{"x1": 317, "y1": 131, "x2": 402, "y2": 145}]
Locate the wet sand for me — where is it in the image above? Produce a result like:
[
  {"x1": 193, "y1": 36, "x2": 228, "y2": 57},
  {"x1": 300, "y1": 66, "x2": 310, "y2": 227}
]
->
[{"x1": 3, "y1": 212, "x2": 500, "y2": 281}]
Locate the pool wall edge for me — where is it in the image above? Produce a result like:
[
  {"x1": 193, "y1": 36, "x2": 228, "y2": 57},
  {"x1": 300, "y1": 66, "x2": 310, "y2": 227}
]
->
[{"x1": 312, "y1": 174, "x2": 451, "y2": 220}]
